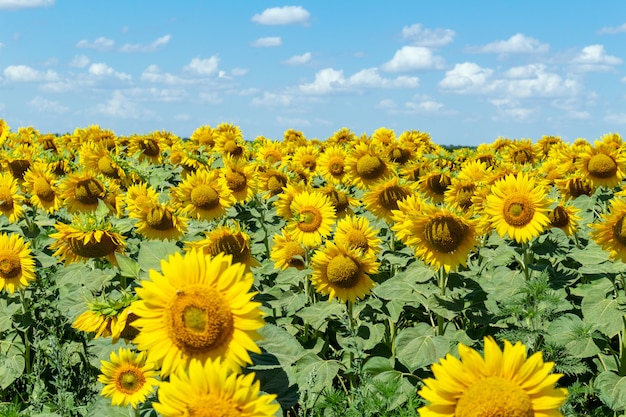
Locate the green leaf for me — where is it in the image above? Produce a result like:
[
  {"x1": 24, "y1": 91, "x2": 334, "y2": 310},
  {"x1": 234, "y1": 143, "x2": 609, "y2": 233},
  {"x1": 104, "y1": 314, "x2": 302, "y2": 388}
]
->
[
  {"x1": 394, "y1": 323, "x2": 450, "y2": 372},
  {"x1": 294, "y1": 352, "x2": 340, "y2": 406},
  {"x1": 0, "y1": 332, "x2": 25, "y2": 389},
  {"x1": 581, "y1": 289, "x2": 625, "y2": 338},
  {"x1": 594, "y1": 371, "x2": 626, "y2": 411},
  {"x1": 569, "y1": 240, "x2": 610, "y2": 266},
  {"x1": 137, "y1": 240, "x2": 181, "y2": 273},
  {"x1": 115, "y1": 253, "x2": 141, "y2": 279},
  {"x1": 298, "y1": 302, "x2": 345, "y2": 332},
  {"x1": 545, "y1": 313, "x2": 602, "y2": 358},
  {"x1": 0, "y1": 298, "x2": 21, "y2": 333},
  {"x1": 256, "y1": 324, "x2": 307, "y2": 366},
  {"x1": 85, "y1": 393, "x2": 137, "y2": 417}
]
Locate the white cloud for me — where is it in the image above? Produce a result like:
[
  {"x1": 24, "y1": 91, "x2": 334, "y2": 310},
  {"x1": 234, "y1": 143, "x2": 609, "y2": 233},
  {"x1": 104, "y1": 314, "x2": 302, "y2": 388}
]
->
[
  {"x1": 28, "y1": 96, "x2": 69, "y2": 113},
  {"x1": 124, "y1": 87, "x2": 188, "y2": 103},
  {"x1": 251, "y1": 37, "x2": 282, "y2": 47},
  {"x1": 251, "y1": 92, "x2": 295, "y2": 107},
  {"x1": 497, "y1": 64, "x2": 577, "y2": 98},
  {"x1": 439, "y1": 62, "x2": 493, "y2": 92},
  {"x1": 299, "y1": 67, "x2": 419, "y2": 94},
  {"x1": 299, "y1": 68, "x2": 344, "y2": 94},
  {"x1": 76, "y1": 36, "x2": 115, "y2": 51},
  {"x1": 69, "y1": 55, "x2": 90, "y2": 68},
  {"x1": 183, "y1": 56, "x2": 219, "y2": 76},
  {"x1": 401, "y1": 24, "x2": 455, "y2": 47},
  {"x1": 283, "y1": 52, "x2": 312, "y2": 65},
  {"x1": 88, "y1": 63, "x2": 131, "y2": 80},
  {"x1": 96, "y1": 90, "x2": 141, "y2": 118},
  {"x1": 251, "y1": 6, "x2": 310, "y2": 25},
  {"x1": 598, "y1": 23, "x2": 626, "y2": 34},
  {"x1": 567, "y1": 110, "x2": 591, "y2": 120},
  {"x1": 119, "y1": 34, "x2": 171, "y2": 53},
  {"x1": 348, "y1": 68, "x2": 419, "y2": 88},
  {"x1": 469, "y1": 33, "x2": 549, "y2": 55},
  {"x1": 605, "y1": 113, "x2": 626, "y2": 124},
  {"x1": 3, "y1": 65, "x2": 59, "y2": 82},
  {"x1": 140, "y1": 65, "x2": 188, "y2": 84},
  {"x1": 0, "y1": 0, "x2": 53, "y2": 10},
  {"x1": 570, "y1": 44, "x2": 622, "y2": 71},
  {"x1": 381, "y1": 46, "x2": 445, "y2": 72},
  {"x1": 276, "y1": 116, "x2": 311, "y2": 127},
  {"x1": 377, "y1": 99, "x2": 397, "y2": 110},
  {"x1": 405, "y1": 100, "x2": 444, "y2": 112}
]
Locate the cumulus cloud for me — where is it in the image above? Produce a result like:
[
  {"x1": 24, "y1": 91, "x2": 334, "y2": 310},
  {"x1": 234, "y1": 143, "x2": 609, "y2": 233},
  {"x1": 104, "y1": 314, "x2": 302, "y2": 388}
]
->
[
  {"x1": 468, "y1": 33, "x2": 549, "y2": 55},
  {"x1": 381, "y1": 46, "x2": 445, "y2": 72},
  {"x1": 251, "y1": 6, "x2": 310, "y2": 25},
  {"x1": 76, "y1": 36, "x2": 115, "y2": 51},
  {"x1": 251, "y1": 37, "x2": 282, "y2": 47},
  {"x1": 439, "y1": 62, "x2": 493, "y2": 92},
  {"x1": 69, "y1": 55, "x2": 90, "y2": 68},
  {"x1": 3, "y1": 65, "x2": 59, "y2": 82},
  {"x1": 96, "y1": 90, "x2": 141, "y2": 118},
  {"x1": 183, "y1": 56, "x2": 220, "y2": 75},
  {"x1": 401, "y1": 24, "x2": 455, "y2": 47},
  {"x1": 0, "y1": 0, "x2": 53, "y2": 10},
  {"x1": 119, "y1": 34, "x2": 171, "y2": 52},
  {"x1": 299, "y1": 67, "x2": 419, "y2": 94},
  {"x1": 283, "y1": 52, "x2": 312, "y2": 65},
  {"x1": 140, "y1": 65, "x2": 188, "y2": 85},
  {"x1": 598, "y1": 23, "x2": 626, "y2": 34},
  {"x1": 570, "y1": 44, "x2": 622, "y2": 71},
  {"x1": 251, "y1": 92, "x2": 296, "y2": 107},
  {"x1": 28, "y1": 96, "x2": 69, "y2": 113},
  {"x1": 88, "y1": 63, "x2": 131, "y2": 80}
]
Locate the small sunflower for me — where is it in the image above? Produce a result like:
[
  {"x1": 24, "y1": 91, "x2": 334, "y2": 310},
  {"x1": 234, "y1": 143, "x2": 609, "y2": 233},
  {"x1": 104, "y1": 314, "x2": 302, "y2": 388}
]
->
[
  {"x1": 190, "y1": 125, "x2": 217, "y2": 149},
  {"x1": 128, "y1": 133, "x2": 167, "y2": 164},
  {"x1": 333, "y1": 215, "x2": 382, "y2": 257},
  {"x1": 80, "y1": 142, "x2": 125, "y2": 180},
  {"x1": 257, "y1": 165, "x2": 290, "y2": 199},
  {"x1": 270, "y1": 229, "x2": 307, "y2": 270},
  {"x1": 484, "y1": 172, "x2": 552, "y2": 243},
  {"x1": 285, "y1": 190, "x2": 337, "y2": 248},
  {"x1": 444, "y1": 175, "x2": 478, "y2": 213},
  {"x1": 362, "y1": 175, "x2": 416, "y2": 223},
  {"x1": 576, "y1": 141, "x2": 626, "y2": 189},
  {"x1": 318, "y1": 184, "x2": 359, "y2": 218},
  {"x1": 310, "y1": 241, "x2": 379, "y2": 303},
  {"x1": 213, "y1": 124, "x2": 248, "y2": 159},
  {"x1": 554, "y1": 173, "x2": 593, "y2": 200},
  {"x1": 0, "y1": 233, "x2": 35, "y2": 294},
  {"x1": 317, "y1": 145, "x2": 350, "y2": 185},
  {"x1": 153, "y1": 358, "x2": 280, "y2": 417},
  {"x1": 0, "y1": 172, "x2": 24, "y2": 223},
  {"x1": 418, "y1": 336, "x2": 568, "y2": 417},
  {"x1": 504, "y1": 138, "x2": 537, "y2": 165},
  {"x1": 98, "y1": 347, "x2": 159, "y2": 408},
  {"x1": 218, "y1": 156, "x2": 258, "y2": 203},
  {"x1": 291, "y1": 144, "x2": 320, "y2": 173},
  {"x1": 22, "y1": 162, "x2": 62, "y2": 214},
  {"x1": 0, "y1": 119, "x2": 9, "y2": 146},
  {"x1": 58, "y1": 170, "x2": 109, "y2": 214},
  {"x1": 274, "y1": 181, "x2": 310, "y2": 220},
  {"x1": 371, "y1": 126, "x2": 396, "y2": 148},
  {"x1": 253, "y1": 139, "x2": 287, "y2": 167},
  {"x1": 325, "y1": 127, "x2": 357, "y2": 148},
  {"x1": 173, "y1": 169, "x2": 236, "y2": 221},
  {"x1": 548, "y1": 203, "x2": 582, "y2": 236},
  {"x1": 345, "y1": 142, "x2": 393, "y2": 189},
  {"x1": 129, "y1": 201, "x2": 188, "y2": 241},
  {"x1": 419, "y1": 169, "x2": 453, "y2": 204},
  {"x1": 123, "y1": 182, "x2": 160, "y2": 215},
  {"x1": 590, "y1": 197, "x2": 626, "y2": 263},
  {"x1": 131, "y1": 251, "x2": 265, "y2": 376}
]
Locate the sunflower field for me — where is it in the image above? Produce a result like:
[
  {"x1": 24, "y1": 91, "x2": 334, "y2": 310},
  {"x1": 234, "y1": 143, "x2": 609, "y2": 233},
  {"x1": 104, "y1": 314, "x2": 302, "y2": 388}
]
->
[{"x1": 0, "y1": 119, "x2": 625, "y2": 416}]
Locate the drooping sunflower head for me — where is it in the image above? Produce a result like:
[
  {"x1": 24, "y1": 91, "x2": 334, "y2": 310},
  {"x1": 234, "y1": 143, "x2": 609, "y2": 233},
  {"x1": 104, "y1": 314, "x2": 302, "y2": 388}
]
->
[
  {"x1": 444, "y1": 175, "x2": 479, "y2": 213},
  {"x1": 548, "y1": 203, "x2": 582, "y2": 236},
  {"x1": 131, "y1": 250, "x2": 266, "y2": 376},
  {"x1": 345, "y1": 142, "x2": 393, "y2": 189},
  {"x1": 554, "y1": 173, "x2": 594, "y2": 200},
  {"x1": 484, "y1": 172, "x2": 553, "y2": 243},
  {"x1": 0, "y1": 172, "x2": 25, "y2": 223},
  {"x1": 73, "y1": 292, "x2": 137, "y2": 341},
  {"x1": 537, "y1": 135, "x2": 564, "y2": 158},
  {"x1": 22, "y1": 162, "x2": 62, "y2": 214},
  {"x1": 576, "y1": 141, "x2": 626, "y2": 189},
  {"x1": 419, "y1": 169, "x2": 453, "y2": 204},
  {"x1": 334, "y1": 215, "x2": 382, "y2": 257},
  {"x1": 590, "y1": 197, "x2": 626, "y2": 263},
  {"x1": 218, "y1": 155, "x2": 258, "y2": 203},
  {"x1": 317, "y1": 144, "x2": 349, "y2": 185},
  {"x1": 173, "y1": 169, "x2": 236, "y2": 221},
  {"x1": 286, "y1": 190, "x2": 337, "y2": 248},
  {"x1": 418, "y1": 336, "x2": 568, "y2": 417},
  {"x1": 362, "y1": 175, "x2": 416, "y2": 223},
  {"x1": 0, "y1": 232, "x2": 36, "y2": 294},
  {"x1": 130, "y1": 201, "x2": 188, "y2": 241},
  {"x1": 317, "y1": 184, "x2": 359, "y2": 218},
  {"x1": 59, "y1": 170, "x2": 109, "y2": 214},
  {"x1": 310, "y1": 241, "x2": 380, "y2": 303},
  {"x1": 270, "y1": 229, "x2": 308, "y2": 270}
]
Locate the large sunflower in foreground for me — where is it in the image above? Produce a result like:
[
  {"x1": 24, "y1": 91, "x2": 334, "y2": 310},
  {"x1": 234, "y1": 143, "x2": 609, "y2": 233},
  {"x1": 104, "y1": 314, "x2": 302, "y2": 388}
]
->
[
  {"x1": 310, "y1": 241, "x2": 379, "y2": 303},
  {"x1": 590, "y1": 197, "x2": 626, "y2": 263},
  {"x1": 131, "y1": 250, "x2": 265, "y2": 377},
  {"x1": 153, "y1": 358, "x2": 280, "y2": 417},
  {"x1": 484, "y1": 172, "x2": 552, "y2": 243},
  {"x1": 98, "y1": 347, "x2": 159, "y2": 408},
  {"x1": 285, "y1": 190, "x2": 336, "y2": 248},
  {"x1": 576, "y1": 141, "x2": 626, "y2": 189},
  {"x1": 0, "y1": 233, "x2": 35, "y2": 294},
  {"x1": 418, "y1": 336, "x2": 567, "y2": 417},
  {"x1": 0, "y1": 172, "x2": 24, "y2": 223}
]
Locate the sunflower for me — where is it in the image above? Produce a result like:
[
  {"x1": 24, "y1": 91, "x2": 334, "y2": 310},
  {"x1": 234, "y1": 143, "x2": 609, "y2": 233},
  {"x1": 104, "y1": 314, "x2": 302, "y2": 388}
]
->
[
  {"x1": 274, "y1": 181, "x2": 310, "y2": 220},
  {"x1": 49, "y1": 214, "x2": 126, "y2": 265},
  {"x1": 362, "y1": 175, "x2": 416, "y2": 223},
  {"x1": 213, "y1": 124, "x2": 248, "y2": 159},
  {"x1": 291, "y1": 144, "x2": 320, "y2": 173},
  {"x1": 504, "y1": 138, "x2": 537, "y2": 165},
  {"x1": 128, "y1": 133, "x2": 167, "y2": 164},
  {"x1": 590, "y1": 197, "x2": 626, "y2": 263},
  {"x1": 444, "y1": 175, "x2": 478, "y2": 213},
  {"x1": 548, "y1": 203, "x2": 581, "y2": 237},
  {"x1": 218, "y1": 156, "x2": 258, "y2": 203},
  {"x1": 325, "y1": 127, "x2": 356, "y2": 148},
  {"x1": 484, "y1": 172, "x2": 552, "y2": 243},
  {"x1": 418, "y1": 336, "x2": 568, "y2": 417},
  {"x1": 0, "y1": 233, "x2": 35, "y2": 294},
  {"x1": 73, "y1": 293, "x2": 137, "y2": 342},
  {"x1": 58, "y1": 170, "x2": 110, "y2": 214},
  {"x1": 419, "y1": 169, "x2": 453, "y2": 204},
  {"x1": 317, "y1": 145, "x2": 348, "y2": 184},
  {"x1": 173, "y1": 169, "x2": 235, "y2": 221},
  {"x1": 318, "y1": 184, "x2": 359, "y2": 218},
  {"x1": 79, "y1": 142, "x2": 125, "y2": 180},
  {"x1": 402, "y1": 202, "x2": 478, "y2": 272},
  {"x1": 123, "y1": 182, "x2": 160, "y2": 215},
  {"x1": 190, "y1": 125, "x2": 217, "y2": 149},
  {"x1": 537, "y1": 135, "x2": 564, "y2": 159},
  {"x1": 285, "y1": 190, "x2": 336, "y2": 248},
  {"x1": 270, "y1": 229, "x2": 307, "y2": 270},
  {"x1": 129, "y1": 201, "x2": 188, "y2": 241},
  {"x1": 345, "y1": 142, "x2": 393, "y2": 190},
  {"x1": 0, "y1": 172, "x2": 24, "y2": 223},
  {"x1": 310, "y1": 241, "x2": 379, "y2": 303},
  {"x1": 371, "y1": 126, "x2": 396, "y2": 148},
  {"x1": 153, "y1": 358, "x2": 280, "y2": 417},
  {"x1": 253, "y1": 139, "x2": 288, "y2": 167},
  {"x1": 22, "y1": 162, "x2": 62, "y2": 214},
  {"x1": 98, "y1": 347, "x2": 159, "y2": 408},
  {"x1": 334, "y1": 215, "x2": 382, "y2": 257},
  {"x1": 257, "y1": 165, "x2": 290, "y2": 199},
  {"x1": 576, "y1": 141, "x2": 626, "y2": 189},
  {"x1": 131, "y1": 251, "x2": 265, "y2": 376},
  {"x1": 554, "y1": 173, "x2": 593, "y2": 200},
  {"x1": 0, "y1": 119, "x2": 9, "y2": 146},
  {"x1": 185, "y1": 222, "x2": 260, "y2": 272},
  {"x1": 390, "y1": 194, "x2": 424, "y2": 247}
]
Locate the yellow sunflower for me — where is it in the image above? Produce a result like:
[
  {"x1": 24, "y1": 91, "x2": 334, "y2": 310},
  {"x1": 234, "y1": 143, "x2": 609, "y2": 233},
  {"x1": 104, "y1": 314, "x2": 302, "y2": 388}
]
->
[
  {"x1": 185, "y1": 222, "x2": 260, "y2": 272},
  {"x1": 590, "y1": 197, "x2": 626, "y2": 262},
  {"x1": 0, "y1": 233, "x2": 35, "y2": 294},
  {"x1": 0, "y1": 172, "x2": 24, "y2": 223},
  {"x1": 362, "y1": 175, "x2": 416, "y2": 223},
  {"x1": 291, "y1": 144, "x2": 320, "y2": 173},
  {"x1": 345, "y1": 142, "x2": 393, "y2": 189},
  {"x1": 218, "y1": 156, "x2": 258, "y2": 203},
  {"x1": 123, "y1": 182, "x2": 160, "y2": 215},
  {"x1": 58, "y1": 170, "x2": 110, "y2": 214},
  {"x1": 22, "y1": 162, "x2": 62, "y2": 214},
  {"x1": 285, "y1": 190, "x2": 336, "y2": 248},
  {"x1": 444, "y1": 175, "x2": 478, "y2": 213},
  {"x1": 484, "y1": 173, "x2": 552, "y2": 243},
  {"x1": 3, "y1": 143, "x2": 35, "y2": 181},
  {"x1": 419, "y1": 169, "x2": 453, "y2": 204},
  {"x1": 418, "y1": 336, "x2": 568, "y2": 417},
  {"x1": 402, "y1": 202, "x2": 478, "y2": 272},
  {"x1": 576, "y1": 141, "x2": 626, "y2": 189},
  {"x1": 173, "y1": 169, "x2": 236, "y2": 221},
  {"x1": 325, "y1": 127, "x2": 357, "y2": 148},
  {"x1": 548, "y1": 203, "x2": 582, "y2": 237},
  {"x1": 190, "y1": 125, "x2": 217, "y2": 149},
  {"x1": 257, "y1": 165, "x2": 290, "y2": 199},
  {"x1": 318, "y1": 184, "x2": 360, "y2": 218},
  {"x1": 131, "y1": 251, "x2": 265, "y2": 376},
  {"x1": 310, "y1": 241, "x2": 379, "y2": 303},
  {"x1": 274, "y1": 181, "x2": 310, "y2": 220},
  {"x1": 537, "y1": 135, "x2": 564, "y2": 159},
  {"x1": 333, "y1": 215, "x2": 382, "y2": 257},
  {"x1": 371, "y1": 126, "x2": 396, "y2": 148},
  {"x1": 153, "y1": 358, "x2": 280, "y2": 417},
  {"x1": 0, "y1": 119, "x2": 9, "y2": 146},
  {"x1": 98, "y1": 347, "x2": 159, "y2": 408},
  {"x1": 316, "y1": 144, "x2": 349, "y2": 185},
  {"x1": 49, "y1": 214, "x2": 126, "y2": 265},
  {"x1": 213, "y1": 124, "x2": 248, "y2": 159},
  {"x1": 128, "y1": 133, "x2": 167, "y2": 164},
  {"x1": 72, "y1": 293, "x2": 137, "y2": 342},
  {"x1": 554, "y1": 173, "x2": 593, "y2": 200},
  {"x1": 390, "y1": 194, "x2": 425, "y2": 247},
  {"x1": 270, "y1": 229, "x2": 307, "y2": 270},
  {"x1": 253, "y1": 139, "x2": 288, "y2": 167},
  {"x1": 129, "y1": 201, "x2": 188, "y2": 241},
  {"x1": 504, "y1": 138, "x2": 538, "y2": 165}
]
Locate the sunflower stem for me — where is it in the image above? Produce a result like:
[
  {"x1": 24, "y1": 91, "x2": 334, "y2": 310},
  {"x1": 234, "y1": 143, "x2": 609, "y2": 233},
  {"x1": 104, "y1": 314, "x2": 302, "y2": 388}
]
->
[
  {"x1": 346, "y1": 300, "x2": 358, "y2": 393},
  {"x1": 436, "y1": 267, "x2": 448, "y2": 336},
  {"x1": 520, "y1": 241, "x2": 533, "y2": 281},
  {"x1": 18, "y1": 288, "x2": 32, "y2": 375}
]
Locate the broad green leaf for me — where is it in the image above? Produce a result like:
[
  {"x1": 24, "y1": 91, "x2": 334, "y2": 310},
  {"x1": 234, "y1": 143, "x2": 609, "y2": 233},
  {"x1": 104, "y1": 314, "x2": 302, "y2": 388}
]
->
[
  {"x1": 85, "y1": 393, "x2": 137, "y2": 417},
  {"x1": 394, "y1": 323, "x2": 450, "y2": 372},
  {"x1": 0, "y1": 298, "x2": 21, "y2": 333},
  {"x1": 298, "y1": 302, "x2": 345, "y2": 332},
  {"x1": 294, "y1": 352, "x2": 340, "y2": 406},
  {"x1": 361, "y1": 355, "x2": 394, "y2": 376},
  {"x1": 115, "y1": 253, "x2": 141, "y2": 280},
  {"x1": 568, "y1": 241, "x2": 610, "y2": 266},
  {"x1": 581, "y1": 289, "x2": 625, "y2": 338},
  {"x1": 545, "y1": 313, "x2": 602, "y2": 358},
  {"x1": 256, "y1": 324, "x2": 307, "y2": 366},
  {"x1": 0, "y1": 332, "x2": 25, "y2": 389},
  {"x1": 137, "y1": 240, "x2": 181, "y2": 273},
  {"x1": 594, "y1": 371, "x2": 626, "y2": 411}
]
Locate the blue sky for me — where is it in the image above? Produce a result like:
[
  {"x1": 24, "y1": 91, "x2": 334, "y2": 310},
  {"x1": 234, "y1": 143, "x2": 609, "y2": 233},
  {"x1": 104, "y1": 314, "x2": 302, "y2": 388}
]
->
[{"x1": 1, "y1": 1, "x2": 626, "y2": 146}]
